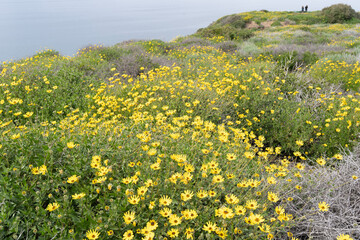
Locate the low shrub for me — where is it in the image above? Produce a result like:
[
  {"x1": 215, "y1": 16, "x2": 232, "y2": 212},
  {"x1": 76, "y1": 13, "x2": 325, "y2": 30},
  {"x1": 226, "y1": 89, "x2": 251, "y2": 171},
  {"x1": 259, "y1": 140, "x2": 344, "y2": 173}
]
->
[
  {"x1": 210, "y1": 14, "x2": 248, "y2": 29},
  {"x1": 286, "y1": 12, "x2": 325, "y2": 24},
  {"x1": 175, "y1": 37, "x2": 212, "y2": 47},
  {"x1": 236, "y1": 41, "x2": 262, "y2": 57},
  {"x1": 322, "y1": 4, "x2": 360, "y2": 23},
  {"x1": 309, "y1": 58, "x2": 360, "y2": 91},
  {"x1": 271, "y1": 20, "x2": 282, "y2": 27},
  {"x1": 268, "y1": 44, "x2": 345, "y2": 58},
  {"x1": 272, "y1": 51, "x2": 300, "y2": 71},
  {"x1": 196, "y1": 26, "x2": 254, "y2": 41},
  {"x1": 215, "y1": 41, "x2": 238, "y2": 53},
  {"x1": 302, "y1": 51, "x2": 319, "y2": 66}
]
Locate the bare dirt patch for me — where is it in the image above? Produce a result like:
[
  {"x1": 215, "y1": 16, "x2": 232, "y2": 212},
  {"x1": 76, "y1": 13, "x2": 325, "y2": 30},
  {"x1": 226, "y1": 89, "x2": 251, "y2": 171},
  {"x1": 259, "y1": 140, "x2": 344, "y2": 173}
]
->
[
  {"x1": 246, "y1": 21, "x2": 260, "y2": 29},
  {"x1": 261, "y1": 20, "x2": 274, "y2": 28}
]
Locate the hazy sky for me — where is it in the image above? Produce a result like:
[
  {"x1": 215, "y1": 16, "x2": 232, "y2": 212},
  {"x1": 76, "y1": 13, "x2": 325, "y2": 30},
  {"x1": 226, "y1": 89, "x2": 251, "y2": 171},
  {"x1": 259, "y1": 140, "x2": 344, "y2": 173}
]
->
[
  {"x1": 1, "y1": 0, "x2": 360, "y2": 61},
  {"x1": 111, "y1": 0, "x2": 359, "y2": 12}
]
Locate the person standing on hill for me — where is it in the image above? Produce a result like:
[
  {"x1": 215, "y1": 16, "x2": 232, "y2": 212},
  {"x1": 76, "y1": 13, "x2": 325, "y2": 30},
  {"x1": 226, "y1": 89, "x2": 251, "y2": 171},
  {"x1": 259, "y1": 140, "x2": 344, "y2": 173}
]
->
[
  {"x1": 301, "y1": 6, "x2": 304, "y2": 12},
  {"x1": 305, "y1": 5, "x2": 308, "y2": 12}
]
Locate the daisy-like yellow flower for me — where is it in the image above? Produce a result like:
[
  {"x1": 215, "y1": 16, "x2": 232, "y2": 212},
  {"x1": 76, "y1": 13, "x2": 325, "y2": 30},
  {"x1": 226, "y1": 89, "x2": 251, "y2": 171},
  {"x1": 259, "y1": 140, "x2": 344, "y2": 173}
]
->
[
  {"x1": 72, "y1": 193, "x2": 86, "y2": 199},
  {"x1": 31, "y1": 167, "x2": 40, "y2": 175},
  {"x1": 296, "y1": 163, "x2": 305, "y2": 170},
  {"x1": 333, "y1": 154, "x2": 343, "y2": 160},
  {"x1": 208, "y1": 160, "x2": 218, "y2": 169},
  {"x1": 215, "y1": 206, "x2": 234, "y2": 219},
  {"x1": 146, "y1": 220, "x2": 158, "y2": 231},
  {"x1": 318, "y1": 201, "x2": 329, "y2": 212},
  {"x1": 295, "y1": 140, "x2": 304, "y2": 146},
  {"x1": 169, "y1": 133, "x2": 181, "y2": 140},
  {"x1": 86, "y1": 229, "x2": 100, "y2": 240},
  {"x1": 137, "y1": 186, "x2": 148, "y2": 196},
  {"x1": 140, "y1": 226, "x2": 152, "y2": 236},
  {"x1": 142, "y1": 231, "x2": 155, "y2": 240},
  {"x1": 67, "y1": 175, "x2": 79, "y2": 184},
  {"x1": 337, "y1": 234, "x2": 353, "y2": 240},
  {"x1": 182, "y1": 209, "x2": 198, "y2": 220},
  {"x1": 216, "y1": 227, "x2": 228, "y2": 239},
  {"x1": 123, "y1": 211, "x2": 136, "y2": 224},
  {"x1": 122, "y1": 177, "x2": 132, "y2": 184},
  {"x1": 245, "y1": 212, "x2": 265, "y2": 225},
  {"x1": 234, "y1": 205, "x2": 246, "y2": 215},
  {"x1": 184, "y1": 163, "x2": 195, "y2": 173},
  {"x1": 181, "y1": 190, "x2": 194, "y2": 201},
  {"x1": 202, "y1": 149, "x2": 210, "y2": 154},
  {"x1": 147, "y1": 148, "x2": 157, "y2": 156},
  {"x1": 185, "y1": 227, "x2": 194, "y2": 239},
  {"x1": 247, "y1": 179, "x2": 261, "y2": 188},
  {"x1": 46, "y1": 202, "x2": 60, "y2": 212},
  {"x1": 39, "y1": 165, "x2": 47, "y2": 175},
  {"x1": 316, "y1": 157, "x2": 326, "y2": 166},
  {"x1": 208, "y1": 190, "x2": 217, "y2": 197},
  {"x1": 244, "y1": 151, "x2": 255, "y2": 159},
  {"x1": 212, "y1": 175, "x2": 224, "y2": 183},
  {"x1": 159, "y1": 207, "x2": 172, "y2": 218},
  {"x1": 293, "y1": 151, "x2": 302, "y2": 157},
  {"x1": 258, "y1": 223, "x2": 271, "y2": 233},
  {"x1": 267, "y1": 192, "x2": 279, "y2": 202},
  {"x1": 226, "y1": 153, "x2": 237, "y2": 161},
  {"x1": 159, "y1": 195, "x2": 172, "y2": 206},
  {"x1": 246, "y1": 199, "x2": 258, "y2": 210},
  {"x1": 267, "y1": 177, "x2": 277, "y2": 184},
  {"x1": 196, "y1": 190, "x2": 208, "y2": 199},
  {"x1": 150, "y1": 162, "x2": 161, "y2": 170},
  {"x1": 203, "y1": 221, "x2": 217, "y2": 233},
  {"x1": 23, "y1": 112, "x2": 34, "y2": 118},
  {"x1": 168, "y1": 214, "x2": 182, "y2": 226},
  {"x1": 127, "y1": 195, "x2": 140, "y2": 205},
  {"x1": 92, "y1": 155, "x2": 101, "y2": 163},
  {"x1": 167, "y1": 228, "x2": 179, "y2": 238},
  {"x1": 67, "y1": 142, "x2": 75, "y2": 149},
  {"x1": 225, "y1": 194, "x2": 239, "y2": 204}
]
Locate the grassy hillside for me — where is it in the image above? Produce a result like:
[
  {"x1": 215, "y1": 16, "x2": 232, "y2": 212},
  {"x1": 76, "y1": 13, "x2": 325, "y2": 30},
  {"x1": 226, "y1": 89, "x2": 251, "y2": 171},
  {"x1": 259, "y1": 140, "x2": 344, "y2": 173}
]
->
[{"x1": 1, "y1": 8, "x2": 360, "y2": 240}]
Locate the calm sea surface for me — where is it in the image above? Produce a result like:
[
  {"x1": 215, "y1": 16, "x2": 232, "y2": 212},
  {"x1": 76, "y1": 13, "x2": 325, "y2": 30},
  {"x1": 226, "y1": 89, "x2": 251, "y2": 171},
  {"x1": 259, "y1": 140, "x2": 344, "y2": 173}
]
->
[
  {"x1": 1, "y1": 0, "x2": 359, "y2": 62},
  {"x1": 0, "y1": 0, "x2": 247, "y2": 61}
]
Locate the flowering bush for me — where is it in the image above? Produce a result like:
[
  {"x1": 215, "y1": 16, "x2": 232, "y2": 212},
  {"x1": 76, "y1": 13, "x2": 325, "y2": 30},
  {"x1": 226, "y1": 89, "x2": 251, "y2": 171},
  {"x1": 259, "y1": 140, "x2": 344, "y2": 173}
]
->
[{"x1": 1, "y1": 11, "x2": 360, "y2": 240}]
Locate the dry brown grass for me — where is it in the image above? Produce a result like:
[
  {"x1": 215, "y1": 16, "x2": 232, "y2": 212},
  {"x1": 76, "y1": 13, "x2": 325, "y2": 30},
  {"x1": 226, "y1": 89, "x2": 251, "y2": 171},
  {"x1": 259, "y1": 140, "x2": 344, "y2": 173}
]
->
[{"x1": 279, "y1": 145, "x2": 360, "y2": 239}]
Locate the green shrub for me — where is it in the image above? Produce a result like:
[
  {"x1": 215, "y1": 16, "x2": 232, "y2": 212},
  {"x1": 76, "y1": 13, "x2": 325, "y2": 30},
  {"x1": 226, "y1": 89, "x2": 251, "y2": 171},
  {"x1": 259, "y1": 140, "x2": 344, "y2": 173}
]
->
[
  {"x1": 215, "y1": 41, "x2": 239, "y2": 53},
  {"x1": 237, "y1": 41, "x2": 262, "y2": 57},
  {"x1": 286, "y1": 12, "x2": 325, "y2": 24},
  {"x1": 274, "y1": 51, "x2": 299, "y2": 71},
  {"x1": 309, "y1": 58, "x2": 360, "y2": 91},
  {"x1": 322, "y1": 4, "x2": 359, "y2": 23},
  {"x1": 271, "y1": 21, "x2": 282, "y2": 27},
  {"x1": 302, "y1": 51, "x2": 319, "y2": 66},
  {"x1": 196, "y1": 26, "x2": 254, "y2": 41},
  {"x1": 211, "y1": 14, "x2": 248, "y2": 29}
]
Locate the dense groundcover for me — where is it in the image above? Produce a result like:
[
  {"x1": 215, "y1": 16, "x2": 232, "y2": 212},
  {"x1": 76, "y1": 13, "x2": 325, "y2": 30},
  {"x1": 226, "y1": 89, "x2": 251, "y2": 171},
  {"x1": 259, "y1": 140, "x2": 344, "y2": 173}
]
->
[{"x1": 1, "y1": 10, "x2": 360, "y2": 240}]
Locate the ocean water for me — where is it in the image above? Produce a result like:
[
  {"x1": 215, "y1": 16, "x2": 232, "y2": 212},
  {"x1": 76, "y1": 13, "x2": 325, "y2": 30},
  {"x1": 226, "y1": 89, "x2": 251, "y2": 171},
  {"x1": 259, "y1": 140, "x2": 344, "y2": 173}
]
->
[
  {"x1": 1, "y1": 0, "x2": 359, "y2": 61},
  {"x1": 0, "y1": 0, "x2": 243, "y2": 61}
]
